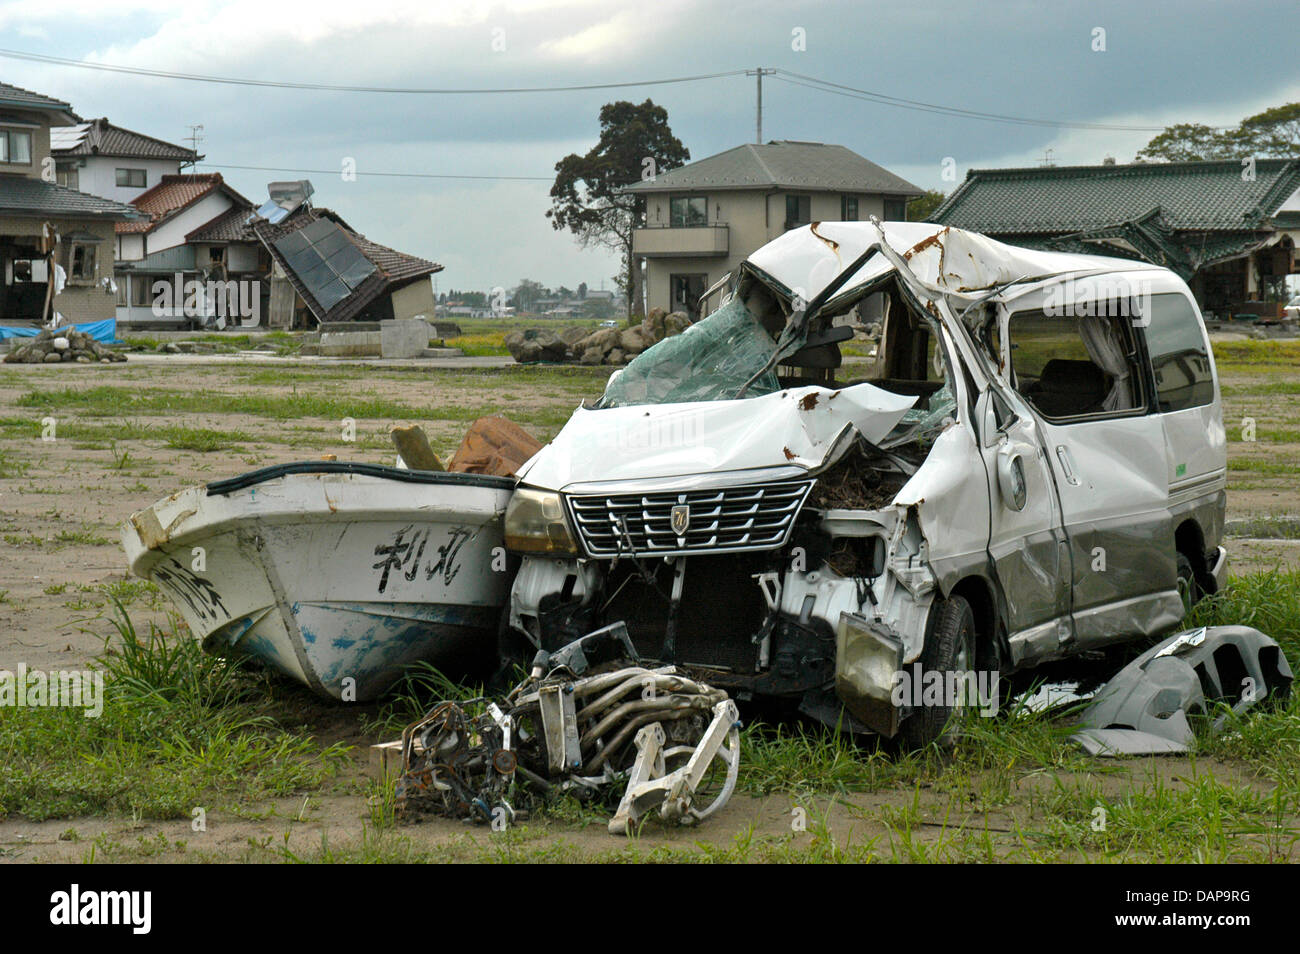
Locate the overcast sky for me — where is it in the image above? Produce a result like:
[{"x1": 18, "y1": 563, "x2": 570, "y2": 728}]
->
[{"x1": 3, "y1": 0, "x2": 1298, "y2": 293}]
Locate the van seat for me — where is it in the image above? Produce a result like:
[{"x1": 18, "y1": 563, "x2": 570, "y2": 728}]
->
[{"x1": 1025, "y1": 359, "x2": 1110, "y2": 417}]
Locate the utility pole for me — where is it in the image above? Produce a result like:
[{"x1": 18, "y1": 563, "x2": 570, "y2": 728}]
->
[{"x1": 745, "y1": 68, "x2": 775, "y2": 143}]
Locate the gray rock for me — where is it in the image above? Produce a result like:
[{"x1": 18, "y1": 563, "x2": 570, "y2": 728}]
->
[
  {"x1": 664, "y1": 312, "x2": 691, "y2": 336},
  {"x1": 558, "y1": 326, "x2": 588, "y2": 347},
  {"x1": 44, "y1": 352, "x2": 63, "y2": 363},
  {"x1": 619, "y1": 327, "x2": 648, "y2": 355}
]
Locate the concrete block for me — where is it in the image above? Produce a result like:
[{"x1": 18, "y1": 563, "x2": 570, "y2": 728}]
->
[
  {"x1": 319, "y1": 331, "x2": 381, "y2": 356},
  {"x1": 380, "y1": 318, "x2": 430, "y2": 358}
]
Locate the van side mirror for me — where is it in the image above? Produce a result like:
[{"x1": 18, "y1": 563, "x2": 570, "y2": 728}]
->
[{"x1": 996, "y1": 445, "x2": 1028, "y2": 512}]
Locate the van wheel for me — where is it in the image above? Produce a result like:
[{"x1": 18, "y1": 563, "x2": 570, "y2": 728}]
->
[
  {"x1": 898, "y1": 594, "x2": 978, "y2": 750},
  {"x1": 1176, "y1": 552, "x2": 1202, "y2": 614}
]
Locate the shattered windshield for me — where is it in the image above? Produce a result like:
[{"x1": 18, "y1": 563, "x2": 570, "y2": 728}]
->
[
  {"x1": 596, "y1": 297, "x2": 781, "y2": 408},
  {"x1": 879, "y1": 382, "x2": 956, "y2": 451}
]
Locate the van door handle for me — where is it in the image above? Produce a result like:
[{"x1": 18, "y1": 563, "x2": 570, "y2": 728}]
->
[{"x1": 1055, "y1": 445, "x2": 1080, "y2": 486}]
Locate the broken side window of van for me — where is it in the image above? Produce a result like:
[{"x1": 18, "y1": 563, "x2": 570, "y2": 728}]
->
[
  {"x1": 1007, "y1": 308, "x2": 1143, "y2": 419},
  {"x1": 859, "y1": 280, "x2": 960, "y2": 451},
  {"x1": 595, "y1": 296, "x2": 781, "y2": 408}
]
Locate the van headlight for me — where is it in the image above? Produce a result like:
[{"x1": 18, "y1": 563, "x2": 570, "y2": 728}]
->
[{"x1": 504, "y1": 488, "x2": 579, "y2": 555}]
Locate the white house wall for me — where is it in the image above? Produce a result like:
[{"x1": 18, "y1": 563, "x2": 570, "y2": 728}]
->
[
  {"x1": 642, "y1": 190, "x2": 889, "y2": 314},
  {"x1": 116, "y1": 232, "x2": 145, "y2": 262},
  {"x1": 71, "y1": 157, "x2": 186, "y2": 205},
  {"x1": 145, "y1": 192, "x2": 233, "y2": 255}
]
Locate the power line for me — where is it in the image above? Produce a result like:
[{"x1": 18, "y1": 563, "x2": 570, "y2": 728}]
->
[
  {"x1": 1, "y1": 44, "x2": 1177, "y2": 134},
  {"x1": 0, "y1": 48, "x2": 747, "y2": 94},
  {"x1": 770, "y1": 70, "x2": 1170, "y2": 132},
  {"x1": 201, "y1": 161, "x2": 552, "y2": 182}
]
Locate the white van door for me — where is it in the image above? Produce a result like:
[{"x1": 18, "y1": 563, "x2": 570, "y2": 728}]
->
[
  {"x1": 975, "y1": 381, "x2": 1072, "y2": 665},
  {"x1": 1003, "y1": 298, "x2": 1182, "y2": 649}
]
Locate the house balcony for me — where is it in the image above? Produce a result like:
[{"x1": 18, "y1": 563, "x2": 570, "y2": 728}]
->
[{"x1": 632, "y1": 224, "x2": 729, "y2": 258}]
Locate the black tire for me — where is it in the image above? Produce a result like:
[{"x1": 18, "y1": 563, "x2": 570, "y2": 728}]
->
[{"x1": 898, "y1": 594, "x2": 978, "y2": 750}]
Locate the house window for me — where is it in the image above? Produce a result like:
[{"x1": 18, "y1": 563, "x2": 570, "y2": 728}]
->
[
  {"x1": 841, "y1": 196, "x2": 858, "y2": 221},
  {"x1": 56, "y1": 165, "x2": 79, "y2": 190},
  {"x1": 0, "y1": 129, "x2": 32, "y2": 164},
  {"x1": 785, "y1": 194, "x2": 811, "y2": 230},
  {"x1": 670, "y1": 273, "x2": 708, "y2": 320},
  {"x1": 69, "y1": 243, "x2": 97, "y2": 281},
  {"x1": 115, "y1": 168, "x2": 147, "y2": 188},
  {"x1": 669, "y1": 196, "x2": 707, "y2": 227},
  {"x1": 883, "y1": 198, "x2": 908, "y2": 221}
]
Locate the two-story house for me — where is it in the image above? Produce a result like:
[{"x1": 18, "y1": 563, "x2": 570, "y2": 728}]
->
[
  {"x1": 51, "y1": 117, "x2": 199, "y2": 205},
  {"x1": 0, "y1": 82, "x2": 142, "y2": 330},
  {"x1": 113, "y1": 171, "x2": 264, "y2": 328},
  {"x1": 625, "y1": 140, "x2": 922, "y2": 318}
]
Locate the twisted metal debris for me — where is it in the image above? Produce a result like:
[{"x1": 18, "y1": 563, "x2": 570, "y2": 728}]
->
[{"x1": 395, "y1": 623, "x2": 741, "y2": 835}]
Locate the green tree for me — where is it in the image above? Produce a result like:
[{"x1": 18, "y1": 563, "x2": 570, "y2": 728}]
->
[
  {"x1": 1235, "y1": 103, "x2": 1300, "y2": 157},
  {"x1": 547, "y1": 99, "x2": 690, "y2": 317},
  {"x1": 1136, "y1": 123, "x2": 1234, "y2": 161},
  {"x1": 511, "y1": 279, "x2": 545, "y2": 314},
  {"x1": 1137, "y1": 105, "x2": 1300, "y2": 161},
  {"x1": 907, "y1": 190, "x2": 947, "y2": 222}
]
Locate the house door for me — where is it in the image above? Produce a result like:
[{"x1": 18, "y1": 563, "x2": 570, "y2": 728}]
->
[
  {"x1": 1, "y1": 248, "x2": 50, "y2": 324},
  {"x1": 670, "y1": 273, "x2": 707, "y2": 320}
]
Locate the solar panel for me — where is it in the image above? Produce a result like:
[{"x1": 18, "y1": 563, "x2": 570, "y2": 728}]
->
[{"x1": 272, "y1": 219, "x2": 377, "y2": 314}]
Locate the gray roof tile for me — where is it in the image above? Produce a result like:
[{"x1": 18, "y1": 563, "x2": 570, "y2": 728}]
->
[
  {"x1": 623, "y1": 140, "x2": 922, "y2": 195},
  {"x1": 51, "y1": 118, "x2": 199, "y2": 161},
  {"x1": 0, "y1": 81, "x2": 72, "y2": 112},
  {"x1": 0, "y1": 176, "x2": 144, "y2": 219},
  {"x1": 930, "y1": 159, "x2": 1300, "y2": 233}
]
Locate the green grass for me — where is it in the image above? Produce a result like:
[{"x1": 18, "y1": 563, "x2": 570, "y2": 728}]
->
[
  {"x1": 13, "y1": 380, "x2": 595, "y2": 431},
  {"x1": 0, "y1": 447, "x2": 27, "y2": 477},
  {"x1": 0, "y1": 602, "x2": 350, "y2": 821},
  {"x1": 161, "y1": 426, "x2": 254, "y2": 452},
  {"x1": 1227, "y1": 457, "x2": 1300, "y2": 477},
  {"x1": 1188, "y1": 567, "x2": 1300, "y2": 660}
]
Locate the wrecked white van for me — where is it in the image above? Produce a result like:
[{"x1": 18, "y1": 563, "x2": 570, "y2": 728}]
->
[{"x1": 503, "y1": 222, "x2": 1228, "y2": 746}]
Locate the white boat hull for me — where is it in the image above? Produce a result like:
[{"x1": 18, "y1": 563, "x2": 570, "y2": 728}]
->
[{"x1": 121, "y1": 462, "x2": 516, "y2": 701}]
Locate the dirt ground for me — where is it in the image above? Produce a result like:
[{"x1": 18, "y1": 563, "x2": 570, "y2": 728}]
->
[
  {"x1": 4, "y1": 754, "x2": 1286, "y2": 863},
  {"x1": 1, "y1": 352, "x2": 1297, "y2": 862}
]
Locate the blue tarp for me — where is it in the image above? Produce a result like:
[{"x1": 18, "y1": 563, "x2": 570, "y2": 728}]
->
[{"x1": 0, "y1": 319, "x2": 120, "y2": 344}]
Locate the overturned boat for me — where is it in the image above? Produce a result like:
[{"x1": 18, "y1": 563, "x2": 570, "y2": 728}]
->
[{"x1": 121, "y1": 461, "x2": 515, "y2": 701}]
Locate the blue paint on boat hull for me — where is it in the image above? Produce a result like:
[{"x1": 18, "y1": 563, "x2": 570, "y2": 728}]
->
[{"x1": 221, "y1": 600, "x2": 498, "y2": 701}]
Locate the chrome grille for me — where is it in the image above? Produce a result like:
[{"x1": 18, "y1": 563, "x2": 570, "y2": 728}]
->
[{"x1": 567, "y1": 480, "x2": 814, "y2": 557}]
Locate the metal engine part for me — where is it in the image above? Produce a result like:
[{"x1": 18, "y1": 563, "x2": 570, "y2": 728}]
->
[{"x1": 395, "y1": 623, "x2": 742, "y2": 835}]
